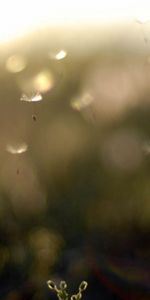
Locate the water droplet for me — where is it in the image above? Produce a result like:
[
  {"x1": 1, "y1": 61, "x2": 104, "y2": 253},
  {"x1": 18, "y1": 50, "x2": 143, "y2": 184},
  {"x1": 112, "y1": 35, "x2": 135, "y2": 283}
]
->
[
  {"x1": 49, "y1": 50, "x2": 67, "y2": 61},
  {"x1": 55, "y1": 50, "x2": 67, "y2": 60},
  {"x1": 6, "y1": 143, "x2": 28, "y2": 154},
  {"x1": 20, "y1": 92, "x2": 42, "y2": 102}
]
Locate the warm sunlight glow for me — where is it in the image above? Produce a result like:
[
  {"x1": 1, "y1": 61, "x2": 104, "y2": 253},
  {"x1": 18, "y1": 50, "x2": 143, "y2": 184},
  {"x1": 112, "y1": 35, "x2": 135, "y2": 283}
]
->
[
  {"x1": 6, "y1": 54, "x2": 27, "y2": 73},
  {"x1": 33, "y1": 71, "x2": 54, "y2": 93},
  {"x1": 0, "y1": 0, "x2": 150, "y2": 43}
]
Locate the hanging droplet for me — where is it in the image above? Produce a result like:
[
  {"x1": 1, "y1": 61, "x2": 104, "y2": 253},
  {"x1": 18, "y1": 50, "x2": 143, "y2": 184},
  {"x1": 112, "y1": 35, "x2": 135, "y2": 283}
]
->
[
  {"x1": 6, "y1": 143, "x2": 28, "y2": 154},
  {"x1": 20, "y1": 92, "x2": 43, "y2": 102},
  {"x1": 32, "y1": 114, "x2": 37, "y2": 121}
]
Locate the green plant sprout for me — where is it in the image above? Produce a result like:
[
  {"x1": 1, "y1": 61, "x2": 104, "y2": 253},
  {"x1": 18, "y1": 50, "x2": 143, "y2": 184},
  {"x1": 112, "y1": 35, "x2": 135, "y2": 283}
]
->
[{"x1": 47, "y1": 280, "x2": 88, "y2": 300}]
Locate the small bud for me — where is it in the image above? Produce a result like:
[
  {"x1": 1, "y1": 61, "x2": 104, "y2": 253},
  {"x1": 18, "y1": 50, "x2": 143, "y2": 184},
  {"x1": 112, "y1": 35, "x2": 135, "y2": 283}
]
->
[
  {"x1": 47, "y1": 280, "x2": 56, "y2": 290},
  {"x1": 60, "y1": 281, "x2": 67, "y2": 290},
  {"x1": 79, "y1": 281, "x2": 88, "y2": 292}
]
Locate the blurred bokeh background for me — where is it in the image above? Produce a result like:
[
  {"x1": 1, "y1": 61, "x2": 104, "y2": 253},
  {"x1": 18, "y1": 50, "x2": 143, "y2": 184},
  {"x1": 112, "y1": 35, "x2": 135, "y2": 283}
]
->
[{"x1": 0, "y1": 2, "x2": 150, "y2": 299}]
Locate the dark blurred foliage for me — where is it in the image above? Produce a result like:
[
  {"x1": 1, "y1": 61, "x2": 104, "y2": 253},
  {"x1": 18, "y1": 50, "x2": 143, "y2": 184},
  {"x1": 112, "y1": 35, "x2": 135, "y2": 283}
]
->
[{"x1": 0, "y1": 26, "x2": 150, "y2": 299}]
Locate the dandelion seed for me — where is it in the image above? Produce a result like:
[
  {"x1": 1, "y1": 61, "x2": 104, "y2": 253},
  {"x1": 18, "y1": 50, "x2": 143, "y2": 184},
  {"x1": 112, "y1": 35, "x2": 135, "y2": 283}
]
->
[{"x1": 55, "y1": 50, "x2": 67, "y2": 60}]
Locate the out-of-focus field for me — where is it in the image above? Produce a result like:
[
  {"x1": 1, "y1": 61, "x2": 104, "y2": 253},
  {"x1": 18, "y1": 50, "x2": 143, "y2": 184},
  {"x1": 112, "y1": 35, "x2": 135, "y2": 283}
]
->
[{"x1": 0, "y1": 23, "x2": 150, "y2": 299}]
